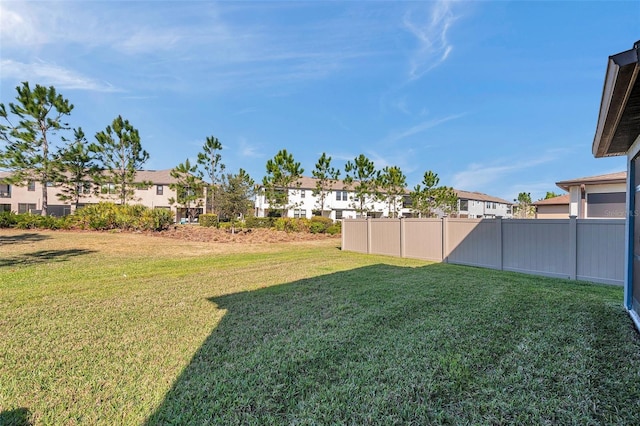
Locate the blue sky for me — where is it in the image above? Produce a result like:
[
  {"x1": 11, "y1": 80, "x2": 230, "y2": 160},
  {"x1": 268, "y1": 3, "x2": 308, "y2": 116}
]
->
[{"x1": 1, "y1": 1, "x2": 638, "y2": 202}]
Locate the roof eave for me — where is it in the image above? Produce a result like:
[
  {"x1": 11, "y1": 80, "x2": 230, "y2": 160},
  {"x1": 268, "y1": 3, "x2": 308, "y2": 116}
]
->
[{"x1": 593, "y1": 42, "x2": 640, "y2": 158}]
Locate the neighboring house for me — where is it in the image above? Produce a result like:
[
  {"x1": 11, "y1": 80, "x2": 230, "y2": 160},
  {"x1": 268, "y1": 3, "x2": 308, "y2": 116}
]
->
[
  {"x1": 0, "y1": 169, "x2": 204, "y2": 222},
  {"x1": 254, "y1": 176, "x2": 513, "y2": 220},
  {"x1": 591, "y1": 41, "x2": 639, "y2": 330},
  {"x1": 533, "y1": 194, "x2": 571, "y2": 219},
  {"x1": 454, "y1": 190, "x2": 512, "y2": 219},
  {"x1": 556, "y1": 171, "x2": 626, "y2": 218}
]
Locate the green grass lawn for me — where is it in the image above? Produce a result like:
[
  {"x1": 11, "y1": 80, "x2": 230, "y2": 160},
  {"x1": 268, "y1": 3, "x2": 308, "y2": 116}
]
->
[{"x1": 1, "y1": 230, "x2": 640, "y2": 425}]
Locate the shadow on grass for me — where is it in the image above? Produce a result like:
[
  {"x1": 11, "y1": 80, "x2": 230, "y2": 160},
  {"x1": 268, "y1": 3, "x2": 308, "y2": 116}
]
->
[
  {"x1": 145, "y1": 263, "x2": 640, "y2": 425},
  {"x1": 0, "y1": 249, "x2": 96, "y2": 268},
  {"x1": 0, "y1": 407, "x2": 32, "y2": 426},
  {"x1": 0, "y1": 233, "x2": 51, "y2": 246}
]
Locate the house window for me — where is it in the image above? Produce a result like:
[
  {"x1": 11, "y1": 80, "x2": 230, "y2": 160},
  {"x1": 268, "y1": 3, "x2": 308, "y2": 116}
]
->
[
  {"x1": 156, "y1": 185, "x2": 164, "y2": 195},
  {"x1": 335, "y1": 210, "x2": 343, "y2": 220},
  {"x1": 18, "y1": 203, "x2": 36, "y2": 214},
  {"x1": 459, "y1": 199, "x2": 468, "y2": 211},
  {"x1": 300, "y1": 190, "x2": 305, "y2": 198},
  {"x1": 294, "y1": 209, "x2": 306, "y2": 218},
  {"x1": 335, "y1": 191, "x2": 348, "y2": 201},
  {"x1": 0, "y1": 204, "x2": 11, "y2": 211},
  {"x1": 0, "y1": 184, "x2": 10, "y2": 198},
  {"x1": 101, "y1": 183, "x2": 116, "y2": 194},
  {"x1": 27, "y1": 181, "x2": 35, "y2": 191}
]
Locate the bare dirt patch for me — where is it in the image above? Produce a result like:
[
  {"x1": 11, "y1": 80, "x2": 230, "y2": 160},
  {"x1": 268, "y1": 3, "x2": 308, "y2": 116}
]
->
[{"x1": 150, "y1": 225, "x2": 340, "y2": 244}]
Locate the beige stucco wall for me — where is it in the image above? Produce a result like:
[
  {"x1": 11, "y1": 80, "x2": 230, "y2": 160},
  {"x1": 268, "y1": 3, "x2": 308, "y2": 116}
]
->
[{"x1": 536, "y1": 204, "x2": 570, "y2": 219}]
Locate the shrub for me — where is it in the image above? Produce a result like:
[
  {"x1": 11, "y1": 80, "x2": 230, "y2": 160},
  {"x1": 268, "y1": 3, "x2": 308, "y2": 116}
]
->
[
  {"x1": 274, "y1": 218, "x2": 310, "y2": 233},
  {"x1": 14, "y1": 213, "x2": 66, "y2": 230},
  {"x1": 326, "y1": 222, "x2": 341, "y2": 235},
  {"x1": 245, "y1": 217, "x2": 275, "y2": 229},
  {"x1": 199, "y1": 214, "x2": 218, "y2": 228},
  {"x1": 68, "y1": 203, "x2": 172, "y2": 231},
  {"x1": 309, "y1": 216, "x2": 333, "y2": 233},
  {"x1": 0, "y1": 211, "x2": 17, "y2": 228}
]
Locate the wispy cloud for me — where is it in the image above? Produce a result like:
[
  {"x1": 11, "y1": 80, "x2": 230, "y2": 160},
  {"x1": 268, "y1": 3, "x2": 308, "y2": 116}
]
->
[
  {"x1": 0, "y1": 59, "x2": 121, "y2": 92},
  {"x1": 452, "y1": 155, "x2": 556, "y2": 191},
  {"x1": 403, "y1": 0, "x2": 459, "y2": 80},
  {"x1": 385, "y1": 113, "x2": 465, "y2": 143},
  {"x1": 238, "y1": 138, "x2": 261, "y2": 158}
]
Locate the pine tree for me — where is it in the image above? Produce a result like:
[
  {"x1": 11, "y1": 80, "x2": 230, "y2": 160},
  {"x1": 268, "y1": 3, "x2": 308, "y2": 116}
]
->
[
  {"x1": 93, "y1": 116, "x2": 150, "y2": 205},
  {"x1": 262, "y1": 149, "x2": 304, "y2": 217},
  {"x1": 344, "y1": 154, "x2": 378, "y2": 217},
  {"x1": 311, "y1": 152, "x2": 340, "y2": 216},
  {"x1": 0, "y1": 82, "x2": 73, "y2": 215}
]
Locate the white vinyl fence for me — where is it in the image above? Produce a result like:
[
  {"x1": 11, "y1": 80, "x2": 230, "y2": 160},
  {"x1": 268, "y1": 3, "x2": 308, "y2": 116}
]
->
[{"x1": 342, "y1": 218, "x2": 625, "y2": 285}]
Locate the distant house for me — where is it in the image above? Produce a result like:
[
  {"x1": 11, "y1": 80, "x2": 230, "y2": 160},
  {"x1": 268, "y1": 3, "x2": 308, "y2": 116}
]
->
[
  {"x1": 0, "y1": 169, "x2": 204, "y2": 222},
  {"x1": 591, "y1": 40, "x2": 639, "y2": 330},
  {"x1": 254, "y1": 176, "x2": 513, "y2": 219},
  {"x1": 533, "y1": 194, "x2": 571, "y2": 219},
  {"x1": 556, "y1": 171, "x2": 626, "y2": 218},
  {"x1": 454, "y1": 190, "x2": 512, "y2": 219},
  {"x1": 531, "y1": 171, "x2": 626, "y2": 219}
]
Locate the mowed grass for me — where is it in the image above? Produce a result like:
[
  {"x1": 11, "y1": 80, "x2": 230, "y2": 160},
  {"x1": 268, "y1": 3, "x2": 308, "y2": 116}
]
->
[{"x1": 1, "y1": 230, "x2": 640, "y2": 425}]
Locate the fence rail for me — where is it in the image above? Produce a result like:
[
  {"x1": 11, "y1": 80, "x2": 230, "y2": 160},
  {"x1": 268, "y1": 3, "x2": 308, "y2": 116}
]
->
[{"x1": 342, "y1": 217, "x2": 625, "y2": 285}]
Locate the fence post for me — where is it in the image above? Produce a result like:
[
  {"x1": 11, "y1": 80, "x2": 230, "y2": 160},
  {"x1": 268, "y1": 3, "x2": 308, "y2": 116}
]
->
[
  {"x1": 496, "y1": 217, "x2": 503, "y2": 270},
  {"x1": 442, "y1": 216, "x2": 449, "y2": 263},
  {"x1": 341, "y1": 219, "x2": 345, "y2": 251},
  {"x1": 367, "y1": 217, "x2": 372, "y2": 254},
  {"x1": 400, "y1": 217, "x2": 405, "y2": 258},
  {"x1": 568, "y1": 215, "x2": 577, "y2": 280}
]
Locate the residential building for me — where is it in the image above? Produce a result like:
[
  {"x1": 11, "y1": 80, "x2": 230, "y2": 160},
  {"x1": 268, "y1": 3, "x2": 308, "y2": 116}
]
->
[
  {"x1": 555, "y1": 171, "x2": 626, "y2": 218},
  {"x1": 454, "y1": 190, "x2": 512, "y2": 219},
  {"x1": 533, "y1": 194, "x2": 571, "y2": 219},
  {"x1": 590, "y1": 40, "x2": 639, "y2": 330},
  {"x1": 0, "y1": 169, "x2": 204, "y2": 222},
  {"x1": 254, "y1": 177, "x2": 513, "y2": 219}
]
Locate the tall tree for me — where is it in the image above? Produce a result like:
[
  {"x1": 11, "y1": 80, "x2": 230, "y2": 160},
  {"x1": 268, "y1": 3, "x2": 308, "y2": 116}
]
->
[
  {"x1": 0, "y1": 82, "x2": 74, "y2": 215},
  {"x1": 311, "y1": 152, "x2": 340, "y2": 216},
  {"x1": 377, "y1": 165, "x2": 406, "y2": 218},
  {"x1": 410, "y1": 170, "x2": 458, "y2": 218},
  {"x1": 217, "y1": 169, "x2": 255, "y2": 231},
  {"x1": 543, "y1": 191, "x2": 561, "y2": 200},
  {"x1": 262, "y1": 149, "x2": 304, "y2": 217},
  {"x1": 343, "y1": 154, "x2": 378, "y2": 217},
  {"x1": 197, "y1": 136, "x2": 225, "y2": 215},
  {"x1": 93, "y1": 115, "x2": 150, "y2": 205},
  {"x1": 168, "y1": 158, "x2": 204, "y2": 223},
  {"x1": 55, "y1": 127, "x2": 100, "y2": 209},
  {"x1": 515, "y1": 192, "x2": 534, "y2": 218}
]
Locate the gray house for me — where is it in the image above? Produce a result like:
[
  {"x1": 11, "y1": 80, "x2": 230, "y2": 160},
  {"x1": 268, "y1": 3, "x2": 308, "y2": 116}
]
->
[{"x1": 592, "y1": 40, "x2": 640, "y2": 330}]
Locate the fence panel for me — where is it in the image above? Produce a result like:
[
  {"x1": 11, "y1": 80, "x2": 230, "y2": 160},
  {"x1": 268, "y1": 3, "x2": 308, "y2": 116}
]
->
[
  {"x1": 341, "y1": 217, "x2": 624, "y2": 286},
  {"x1": 502, "y1": 219, "x2": 570, "y2": 279},
  {"x1": 403, "y1": 219, "x2": 443, "y2": 261},
  {"x1": 370, "y1": 219, "x2": 401, "y2": 257},
  {"x1": 576, "y1": 220, "x2": 625, "y2": 285},
  {"x1": 341, "y1": 219, "x2": 368, "y2": 253},
  {"x1": 446, "y1": 219, "x2": 500, "y2": 269}
]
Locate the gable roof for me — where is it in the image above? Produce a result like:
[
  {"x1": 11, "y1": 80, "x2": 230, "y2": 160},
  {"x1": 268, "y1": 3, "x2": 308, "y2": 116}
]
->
[
  {"x1": 556, "y1": 171, "x2": 626, "y2": 191},
  {"x1": 533, "y1": 194, "x2": 570, "y2": 206},
  {"x1": 455, "y1": 190, "x2": 511, "y2": 205}
]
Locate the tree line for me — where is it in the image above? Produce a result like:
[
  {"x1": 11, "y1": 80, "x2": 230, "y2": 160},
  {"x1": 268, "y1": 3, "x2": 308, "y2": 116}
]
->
[
  {"x1": 0, "y1": 82, "x2": 255, "y2": 220},
  {"x1": 261, "y1": 149, "x2": 458, "y2": 219},
  {"x1": 0, "y1": 82, "x2": 457, "y2": 220}
]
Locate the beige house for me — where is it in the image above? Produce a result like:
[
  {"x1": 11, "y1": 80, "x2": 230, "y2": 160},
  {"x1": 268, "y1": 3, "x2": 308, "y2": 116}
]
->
[
  {"x1": 533, "y1": 194, "x2": 571, "y2": 219},
  {"x1": 0, "y1": 169, "x2": 203, "y2": 222},
  {"x1": 556, "y1": 171, "x2": 626, "y2": 218}
]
